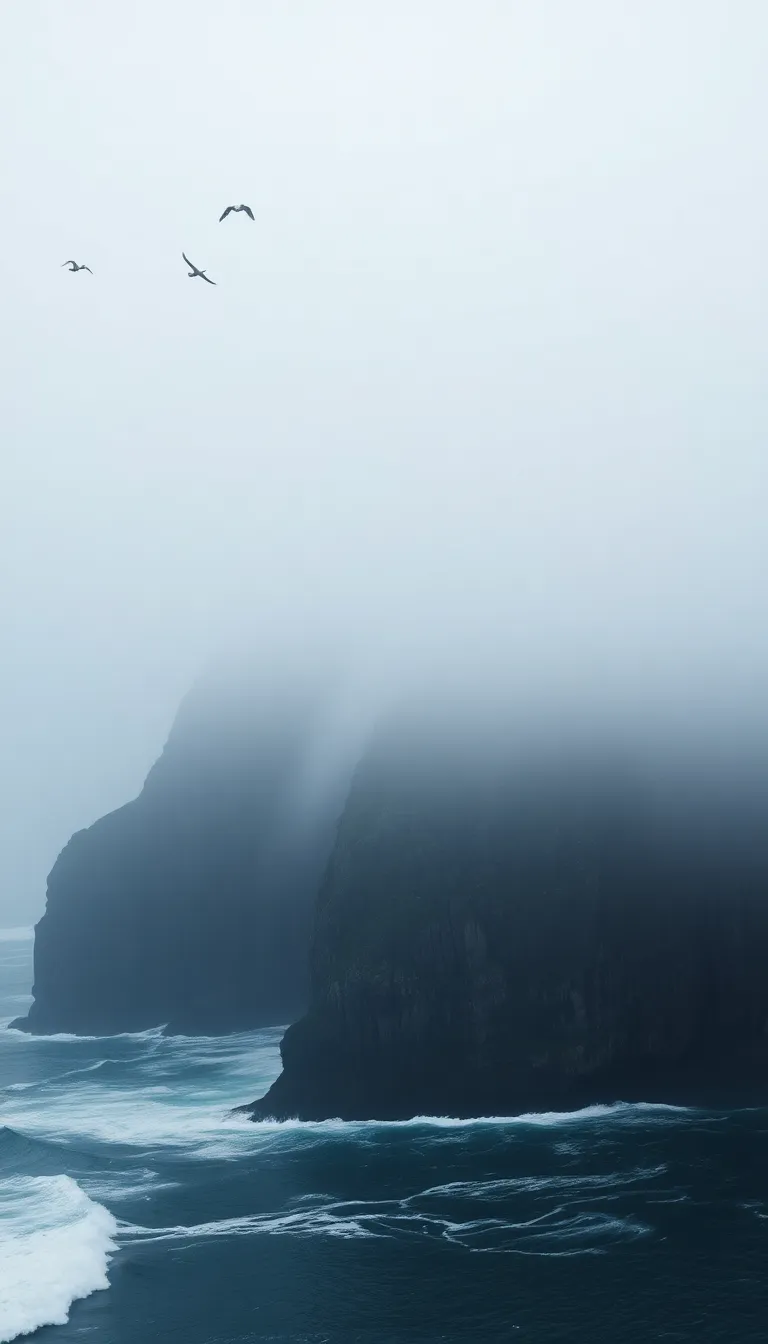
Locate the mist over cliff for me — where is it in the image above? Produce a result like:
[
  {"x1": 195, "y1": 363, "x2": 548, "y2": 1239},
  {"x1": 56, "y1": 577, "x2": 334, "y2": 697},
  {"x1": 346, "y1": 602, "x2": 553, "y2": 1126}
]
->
[
  {"x1": 16, "y1": 660, "x2": 365, "y2": 1035},
  {"x1": 3, "y1": 2, "x2": 768, "y2": 928},
  {"x1": 250, "y1": 694, "x2": 768, "y2": 1121}
]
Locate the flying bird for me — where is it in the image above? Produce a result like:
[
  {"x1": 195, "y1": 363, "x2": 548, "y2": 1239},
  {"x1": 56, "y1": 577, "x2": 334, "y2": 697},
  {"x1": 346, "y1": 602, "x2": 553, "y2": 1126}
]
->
[
  {"x1": 182, "y1": 252, "x2": 216, "y2": 285},
  {"x1": 61, "y1": 261, "x2": 92, "y2": 273},
  {"x1": 219, "y1": 204, "x2": 254, "y2": 222}
]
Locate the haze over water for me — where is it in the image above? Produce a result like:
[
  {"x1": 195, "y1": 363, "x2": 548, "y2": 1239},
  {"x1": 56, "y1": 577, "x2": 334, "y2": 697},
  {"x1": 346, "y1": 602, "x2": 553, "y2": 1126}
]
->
[{"x1": 3, "y1": 5, "x2": 768, "y2": 1340}]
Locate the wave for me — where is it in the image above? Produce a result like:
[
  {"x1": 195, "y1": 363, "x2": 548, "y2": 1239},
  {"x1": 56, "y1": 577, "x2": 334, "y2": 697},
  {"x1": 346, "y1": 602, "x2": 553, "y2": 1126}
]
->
[
  {"x1": 0, "y1": 1125, "x2": 107, "y2": 1180},
  {"x1": 0, "y1": 1126, "x2": 173, "y2": 1212},
  {"x1": 0, "y1": 1094, "x2": 259, "y2": 1157},
  {"x1": 6, "y1": 1059, "x2": 113, "y2": 1091},
  {"x1": 0, "y1": 1092, "x2": 694, "y2": 1169},
  {"x1": 0, "y1": 1031, "x2": 283, "y2": 1157},
  {"x1": 2, "y1": 1024, "x2": 168, "y2": 1044},
  {"x1": 0, "y1": 1013, "x2": 697, "y2": 1178},
  {"x1": 247, "y1": 1100, "x2": 693, "y2": 1131},
  {"x1": 0, "y1": 1173, "x2": 117, "y2": 1343},
  {"x1": 0, "y1": 1125, "x2": 71, "y2": 1175}
]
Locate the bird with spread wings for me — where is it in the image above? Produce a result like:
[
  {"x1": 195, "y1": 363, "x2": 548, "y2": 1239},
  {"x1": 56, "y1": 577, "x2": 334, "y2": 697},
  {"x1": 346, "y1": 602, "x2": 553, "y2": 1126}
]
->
[
  {"x1": 219, "y1": 204, "x2": 254, "y2": 222},
  {"x1": 182, "y1": 252, "x2": 216, "y2": 285}
]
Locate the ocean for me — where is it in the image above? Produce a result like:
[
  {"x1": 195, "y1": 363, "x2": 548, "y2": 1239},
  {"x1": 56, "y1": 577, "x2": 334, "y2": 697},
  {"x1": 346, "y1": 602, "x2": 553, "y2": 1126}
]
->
[{"x1": 1, "y1": 930, "x2": 767, "y2": 1343}]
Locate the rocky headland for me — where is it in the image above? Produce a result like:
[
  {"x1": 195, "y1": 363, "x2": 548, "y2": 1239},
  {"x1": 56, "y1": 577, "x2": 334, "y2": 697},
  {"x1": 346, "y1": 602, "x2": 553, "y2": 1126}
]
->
[
  {"x1": 15, "y1": 665, "x2": 357, "y2": 1035},
  {"x1": 249, "y1": 710, "x2": 768, "y2": 1120}
]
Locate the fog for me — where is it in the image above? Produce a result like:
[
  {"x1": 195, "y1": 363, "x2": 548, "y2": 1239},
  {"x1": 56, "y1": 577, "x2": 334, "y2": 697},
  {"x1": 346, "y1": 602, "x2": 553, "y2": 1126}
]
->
[{"x1": 2, "y1": 1, "x2": 767, "y2": 923}]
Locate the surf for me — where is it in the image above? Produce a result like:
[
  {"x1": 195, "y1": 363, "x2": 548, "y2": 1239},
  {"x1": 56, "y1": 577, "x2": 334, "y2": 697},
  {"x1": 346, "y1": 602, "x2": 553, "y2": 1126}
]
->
[{"x1": 0, "y1": 1173, "x2": 117, "y2": 1343}]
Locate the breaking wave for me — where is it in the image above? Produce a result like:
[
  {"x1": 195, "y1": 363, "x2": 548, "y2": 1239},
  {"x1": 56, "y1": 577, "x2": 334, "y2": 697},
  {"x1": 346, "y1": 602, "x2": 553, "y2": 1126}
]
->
[
  {"x1": 0, "y1": 1174, "x2": 117, "y2": 1343},
  {"x1": 0, "y1": 935, "x2": 754, "y2": 1342}
]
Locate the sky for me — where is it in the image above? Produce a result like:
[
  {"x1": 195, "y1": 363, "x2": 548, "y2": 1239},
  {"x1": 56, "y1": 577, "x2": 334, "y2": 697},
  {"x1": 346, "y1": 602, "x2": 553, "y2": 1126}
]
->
[{"x1": 1, "y1": 0, "x2": 767, "y2": 924}]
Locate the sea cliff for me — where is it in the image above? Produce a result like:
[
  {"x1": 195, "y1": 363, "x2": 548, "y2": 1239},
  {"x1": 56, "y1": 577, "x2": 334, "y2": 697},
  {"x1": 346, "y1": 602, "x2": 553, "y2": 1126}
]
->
[
  {"x1": 249, "y1": 715, "x2": 768, "y2": 1119},
  {"x1": 15, "y1": 666, "x2": 355, "y2": 1035}
]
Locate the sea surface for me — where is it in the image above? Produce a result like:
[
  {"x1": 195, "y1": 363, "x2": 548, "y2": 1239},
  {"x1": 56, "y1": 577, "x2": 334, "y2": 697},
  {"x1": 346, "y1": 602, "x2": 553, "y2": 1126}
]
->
[{"x1": 1, "y1": 930, "x2": 767, "y2": 1342}]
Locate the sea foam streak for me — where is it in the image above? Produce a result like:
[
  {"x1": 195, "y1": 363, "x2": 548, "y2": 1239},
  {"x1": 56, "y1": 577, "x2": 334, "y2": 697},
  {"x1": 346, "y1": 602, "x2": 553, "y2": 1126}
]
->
[
  {"x1": 122, "y1": 1188, "x2": 654, "y2": 1256},
  {"x1": 0, "y1": 1174, "x2": 118, "y2": 1342}
]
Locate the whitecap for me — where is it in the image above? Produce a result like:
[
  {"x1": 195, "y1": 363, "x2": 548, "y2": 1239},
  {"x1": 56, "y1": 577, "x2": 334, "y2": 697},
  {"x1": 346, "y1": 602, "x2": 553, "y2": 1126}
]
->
[
  {"x1": 2, "y1": 1025, "x2": 168, "y2": 1044},
  {"x1": 248, "y1": 1100, "x2": 692, "y2": 1132},
  {"x1": 0, "y1": 1173, "x2": 117, "y2": 1342}
]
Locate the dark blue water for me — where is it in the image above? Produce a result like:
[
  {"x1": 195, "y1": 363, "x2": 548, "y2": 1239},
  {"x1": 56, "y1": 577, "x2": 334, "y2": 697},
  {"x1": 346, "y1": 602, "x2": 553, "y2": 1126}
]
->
[{"x1": 2, "y1": 931, "x2": 767, "y2": 1343}]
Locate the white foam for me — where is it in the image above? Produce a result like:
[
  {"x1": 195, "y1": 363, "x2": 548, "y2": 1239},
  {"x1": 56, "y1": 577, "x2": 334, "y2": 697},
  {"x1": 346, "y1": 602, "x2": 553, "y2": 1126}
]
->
[
  {"x1": 249, "y1": 1100, "x2": 691, "y2": 1131},
  {"x1": 0, "y1": 1016, "x2": 693, "y2": 1176},
  {"x1": 2, "y1": 1025, "x2": 167, "y2": 1045},
  {"x1": 124, "y1": 1206, "x2": 377, "y2": 1243},
  {"x1": 0, "y1": 1174, "x2": 118, "y2": 1342},
  {"x1": 0, "y1": 1074, "x2": 262, "y2": 1155},
  {"x1": 121, "y1": 1191, "x2": 652, "y2": 1256},
  {"x1": 417, "y1": 1164, "x2": 667, "y2": 1200},
  {"x1": 0, "y1": 1033, "x2": 283, "y2": 1159}
]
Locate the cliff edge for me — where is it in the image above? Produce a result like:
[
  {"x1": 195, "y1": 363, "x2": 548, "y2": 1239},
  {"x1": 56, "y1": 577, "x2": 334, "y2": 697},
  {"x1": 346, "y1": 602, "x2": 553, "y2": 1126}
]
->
[
  {"x1": 249, "y1": 715, "x2": 768, "y2": 1119},
  {"x1": 15, "y1": 665, "x2": 356, "y2": 1035}
]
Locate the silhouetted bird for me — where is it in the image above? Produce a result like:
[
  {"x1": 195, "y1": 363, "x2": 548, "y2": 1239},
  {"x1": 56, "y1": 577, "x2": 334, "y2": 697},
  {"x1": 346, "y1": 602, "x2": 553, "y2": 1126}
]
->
[
  {"x1": 61, "y1": 261, "x2": 92, "y2": 273},
  {"x1": 219, "y1": 204, "x2": 254, "y2": 222},
  {"x1": 182, "y1": 252, "x2": 216, "y2": 285}
]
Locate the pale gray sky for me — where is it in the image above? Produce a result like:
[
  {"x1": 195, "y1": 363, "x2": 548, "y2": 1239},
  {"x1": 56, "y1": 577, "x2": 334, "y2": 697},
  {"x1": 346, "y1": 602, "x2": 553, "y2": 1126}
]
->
[{"x1": 2, "y1": 1, "x2": 768, "y2": 923}]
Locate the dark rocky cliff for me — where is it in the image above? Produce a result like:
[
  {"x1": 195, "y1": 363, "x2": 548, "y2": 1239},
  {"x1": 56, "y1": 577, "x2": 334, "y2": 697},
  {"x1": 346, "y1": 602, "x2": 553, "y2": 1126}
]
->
[
  {"x1": 15, "y1": 666, "x2": 357, "y2": 1035},
  {"x1": 249, "y1": 715, "x2": 768, "y2": 1120}
]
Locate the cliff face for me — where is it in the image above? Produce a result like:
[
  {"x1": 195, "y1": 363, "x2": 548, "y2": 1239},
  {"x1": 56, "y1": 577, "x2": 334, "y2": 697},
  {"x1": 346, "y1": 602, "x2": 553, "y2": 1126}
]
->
[
  {"x1": 16, "y1": 667, "x2": 357, "y2": 1035},
  {"x1": 249, "y1": 720, "x2": 768, "y2": 1120}
]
